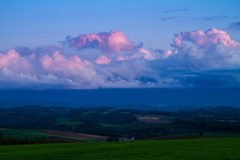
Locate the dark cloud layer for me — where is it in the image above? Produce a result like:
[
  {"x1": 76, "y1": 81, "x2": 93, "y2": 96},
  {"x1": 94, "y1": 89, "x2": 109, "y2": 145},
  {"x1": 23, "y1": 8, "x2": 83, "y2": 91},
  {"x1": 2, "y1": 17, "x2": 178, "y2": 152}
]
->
[
  {"x1": 227, "y1": 21, "x2": 240, "y2": 31},
  {"x1": 163, "y1": 9, "x2": 188, "y2": 13},
  {"x1": 161, "y1": 16, "x2": 178, "y2": 21},
  {"x1": 197, "y1": 15, "x2": 230, "y2": 21}
]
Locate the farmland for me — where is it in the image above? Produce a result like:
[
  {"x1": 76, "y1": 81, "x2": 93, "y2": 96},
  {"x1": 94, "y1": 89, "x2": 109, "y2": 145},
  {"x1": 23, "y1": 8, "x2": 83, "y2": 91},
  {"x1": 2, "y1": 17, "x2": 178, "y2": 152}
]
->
[
  {"x1": 0, "y1": 128, "x2": 107, "y2": 143},
  {"x1": 1, "y1": 105, "x2": 240, "y2": 141},
  {"x1": 1, "y1": 106, "x2": 240, "y2": 159},
  {"x1": 0, "y1": 138, "x2": 240, "y2": 160}
]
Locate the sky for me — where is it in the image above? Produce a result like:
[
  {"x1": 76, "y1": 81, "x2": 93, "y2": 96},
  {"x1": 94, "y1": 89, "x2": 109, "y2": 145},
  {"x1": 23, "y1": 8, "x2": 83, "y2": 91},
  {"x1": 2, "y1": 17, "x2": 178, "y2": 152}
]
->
[{"x1": 0, "y1": 0, "x2": 240, "y2": 89}]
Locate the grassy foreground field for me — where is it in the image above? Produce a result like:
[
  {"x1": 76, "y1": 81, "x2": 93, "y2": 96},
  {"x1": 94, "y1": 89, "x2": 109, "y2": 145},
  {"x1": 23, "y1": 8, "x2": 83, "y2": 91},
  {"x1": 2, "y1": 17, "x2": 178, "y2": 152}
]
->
[{"x1": 0, "y1": 138, "x2": 240, "y2": 160}]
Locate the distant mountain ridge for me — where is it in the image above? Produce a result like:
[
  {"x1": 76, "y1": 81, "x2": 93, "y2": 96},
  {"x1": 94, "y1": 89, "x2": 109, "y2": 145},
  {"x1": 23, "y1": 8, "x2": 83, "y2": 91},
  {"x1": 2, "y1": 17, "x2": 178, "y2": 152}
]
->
[{"x1": 0, "y1": 88, "x2": 240, "y2": 110}]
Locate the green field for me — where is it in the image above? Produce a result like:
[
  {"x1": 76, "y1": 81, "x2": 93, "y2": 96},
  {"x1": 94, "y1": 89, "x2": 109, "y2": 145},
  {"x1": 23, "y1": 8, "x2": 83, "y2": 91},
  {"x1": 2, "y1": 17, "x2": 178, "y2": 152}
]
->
[
  {"x1": 0, "y1": 129, "x2": 50, "y2": 139},
  {"x1": 56, "y1": 118, "x2": 84, "y2": 125},
  {"x1": 0, "y1": 138, "x2": 240, "y2": 160}
]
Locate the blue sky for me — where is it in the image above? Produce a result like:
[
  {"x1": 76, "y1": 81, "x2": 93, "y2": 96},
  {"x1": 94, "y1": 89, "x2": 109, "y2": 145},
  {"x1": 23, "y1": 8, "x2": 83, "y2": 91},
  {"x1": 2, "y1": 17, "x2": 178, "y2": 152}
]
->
[
  {"x1": 0, "y1": 0, "x2": 240, "y2": 89},
  {"x1": 1, "y1": 0, "x2": 239, "y2": 49}
]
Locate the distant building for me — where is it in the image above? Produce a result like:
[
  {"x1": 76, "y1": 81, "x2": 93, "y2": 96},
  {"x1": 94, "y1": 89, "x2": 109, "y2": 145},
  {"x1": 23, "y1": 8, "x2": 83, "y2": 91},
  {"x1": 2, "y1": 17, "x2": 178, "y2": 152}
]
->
[{"x1": 119, "y1": 137, "x2": 134, "y2": 141}]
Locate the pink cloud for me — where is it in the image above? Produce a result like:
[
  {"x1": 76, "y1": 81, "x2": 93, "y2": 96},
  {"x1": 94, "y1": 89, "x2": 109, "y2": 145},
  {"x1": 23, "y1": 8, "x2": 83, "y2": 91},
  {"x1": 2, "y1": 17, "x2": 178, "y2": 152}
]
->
[
  {"x1": 0, "y1": 49, "x2": 35, "y2": 74},
  {"x1": 162, "y1": 50, "x2": 177, "y2": 59},
  {"x1": 115, "y1": 48, "x2": 155, "y2": 61},
  {"x1": 67, "y1": 31, "x2": 136, "y2": 53},
  {"x1": 40, "y1": 51, "x2": 94, "y2": 81},
  {"x1": 0, "y1": 49, "x2": 20, "y2": 67},
  {"x1": 116, "y1": 55, "x2": 130, "y2": 61},
  {"x1": 172, "y1": 28, "x2": 240, "y2": 50},
  {"x1": 123, "y1": 48, "x2": 156, "y2": 60},
  {"x1": 95, "y1": 55, "x2": 111, "y2": 64},
  {"x1": 168, "y1": 28, "x2": 240, "y2": 67},
  {"x1": 138, "y1": 48, "x2": 155, "y2": 60},
  {"x1": 0, "y1": 49, "x2": 103, "y2": 89}
]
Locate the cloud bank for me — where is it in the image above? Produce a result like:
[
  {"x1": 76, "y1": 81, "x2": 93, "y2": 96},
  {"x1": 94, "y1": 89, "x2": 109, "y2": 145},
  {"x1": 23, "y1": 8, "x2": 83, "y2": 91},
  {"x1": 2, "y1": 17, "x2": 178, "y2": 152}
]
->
[{"x1": 0, "y1": 28, "x2": 240, "y2": 89}]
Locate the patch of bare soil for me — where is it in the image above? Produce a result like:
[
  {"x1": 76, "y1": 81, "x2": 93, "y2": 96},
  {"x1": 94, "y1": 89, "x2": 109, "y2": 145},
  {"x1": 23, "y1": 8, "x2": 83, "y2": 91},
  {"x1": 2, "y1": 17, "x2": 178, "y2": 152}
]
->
[
  {"x1": 44, "y1": 137, "x2": 84, "y2": 143},
  {"x1": 137, "y1": 116, "x2": 171, "y2": 124},
  {"x1": 45, "y1": 130, "x2": 108, "y2": 141}
]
